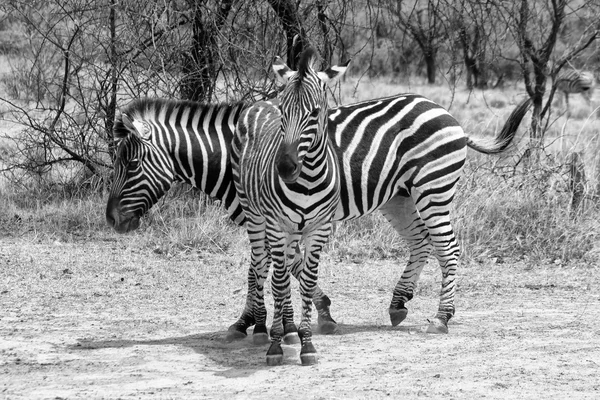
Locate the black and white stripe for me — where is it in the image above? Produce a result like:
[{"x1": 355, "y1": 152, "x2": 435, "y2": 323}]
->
[
  {"x1": 231, "y1": 47, "x2": 347, "y2": 365},
  {"x1": 106, "y1": 99, "x2": 246, "y2": 232},
  {"x1": 107, "y1": 85, "x2": 531, "y2": 343},
  {"x1": 556, "y1": 69, "x2": 595, "y2": 109}
]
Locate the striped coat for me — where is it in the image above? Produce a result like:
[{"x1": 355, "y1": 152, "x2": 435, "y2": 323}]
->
[
  {"x1": 106, "y1": 94, "x2": 531, "y2": 344},
  {"x1": 231, "y1": 48, "x2": 346, "y2": 365}
]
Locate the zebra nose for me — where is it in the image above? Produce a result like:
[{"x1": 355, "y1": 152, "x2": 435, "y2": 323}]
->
[
  {"x1": 277, "y1": 153, "x2": 300, "y2": 182},
  {"x1": 106, "y1": 197, "x2": 120, "y2": 228}
]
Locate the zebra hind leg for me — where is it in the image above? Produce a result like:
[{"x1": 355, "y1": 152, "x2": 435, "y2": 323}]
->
[
  {"x1": 289, "y1": 243, "x2": 338, "y2": 336},
  {"x1": 412, "y1": 186, "x2": 461, "y2": 334},
  {"x1": 226, "y1": 222, "x2": 271, "y2": 344},
  {"x1": 379, "y1": 195, "x2": 433, "y2": 327}
]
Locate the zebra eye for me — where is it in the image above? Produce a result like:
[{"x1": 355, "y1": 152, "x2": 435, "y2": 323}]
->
[{"x1": 129, "y1": 158, "x2": 141, "y2": 170}]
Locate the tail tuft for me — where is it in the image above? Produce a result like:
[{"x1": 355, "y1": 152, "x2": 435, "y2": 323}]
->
[{"x1": 466, "y1": 98, "x2": 532, "y2": 154}]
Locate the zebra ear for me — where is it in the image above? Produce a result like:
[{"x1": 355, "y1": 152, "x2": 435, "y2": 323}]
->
[
  {"x1": 318, "y1": 60, "x2": 350, "y2": 84},
  {"x1": 122, "y1": 114, "x2": 151, "y2": 140},
  {"x1": 113, "y1": 112, "x2": 130, "y2": 145},
  {"x1": 273, "y1": 56, "x2": 295, "y2": 84}
]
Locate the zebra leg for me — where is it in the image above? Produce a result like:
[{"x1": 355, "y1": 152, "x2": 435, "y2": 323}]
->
[
  {"x1": 225, "y1": 266, "x2": 258, "y2": 341},
  {"x1": 226, "y1": 219, "x2": 271, "y2": 344},
  {"x1": 412, "y1": 185, "x2": 461, "y2": 334},
  {"x1": 281, "y1": 241, "x2": 300, "y2": 345},
  {"x1": 265, "y1": 231, "x2": 294, "y2": 366},
  {"x1": 296, "y1": 225, "x2": 332, "y2": 366},
  {"x1": 289, "y1": 244, "x2": 338, "y2": 335},
  {"x1": 379, "y1": 194, "x2": 433, "y2": 327}
]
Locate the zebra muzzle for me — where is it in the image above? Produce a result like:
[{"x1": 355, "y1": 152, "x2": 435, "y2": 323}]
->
[
  {"x1": 106, "y1": 198, "x2": 141, "y2": 233},
  {"x1": 276, "y1": 152, "x2": 301, "y2": 183}
]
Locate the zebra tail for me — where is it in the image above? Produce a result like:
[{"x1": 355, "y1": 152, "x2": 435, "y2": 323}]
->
[{"x1": 466, "y1": 98, "x2": 532, "y2": 154}]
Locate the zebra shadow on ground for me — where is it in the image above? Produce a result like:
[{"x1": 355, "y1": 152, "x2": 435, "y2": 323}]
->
[
  {"x1": 70, "y1": 329, "x2": 274, "y2": 375},
  {"x1": 67, "y1": 319, "x2": 453, "y2": 375}
]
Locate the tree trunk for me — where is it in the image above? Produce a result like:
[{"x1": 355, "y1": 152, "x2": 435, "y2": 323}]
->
[
  {"x1": 568, "y1": 152, "x2": 586, "y2": 214},
  {"x1": 527, "y1": 91, "x2": 545, "y2": 164},
  {"x1": 181, "y1": 2, "x2": 215, "y2": 102},
  {"x1": 267, "y1": 0, "x2": 306, "y2": 69},
  {"x1": 425, "y1": 52, "x2": 436, "y2": 84},
  {"x1": 316, "y1": 1, "x2": 331, "y2": 65},
  {"x1": 475, "y1": 47, "x2": 488, "y2": 89},
  {"x1": 106, "y1": 0, "x2": 118, "y2": 160},
  {"x1": 464, "y1": 56, "x2": 475, "y2": 90}
]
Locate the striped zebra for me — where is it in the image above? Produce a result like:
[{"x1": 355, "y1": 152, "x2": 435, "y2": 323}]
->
[
  {"x1": 231, "y1": 47, "x2": 347, "y2": 365},
  {"x1": 106, "y1": 84, "x2": 531, "y2": 342},
  {"x1": 556, "y1": 69, "x2": 595, "y2": 110}
]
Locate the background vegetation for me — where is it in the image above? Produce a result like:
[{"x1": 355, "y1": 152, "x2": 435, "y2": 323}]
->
[{"x1": 0, "y1": 0, "x2": 599, "y2": 265}]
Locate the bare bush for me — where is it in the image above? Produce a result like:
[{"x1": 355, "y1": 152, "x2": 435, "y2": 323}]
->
[{"x1": 0, "y1": 0, "x2": 599, "y2": 195}]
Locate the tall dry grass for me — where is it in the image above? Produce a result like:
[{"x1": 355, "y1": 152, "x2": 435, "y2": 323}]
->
[{"x1": 1, "y1": 79, "x2": 599, "y2": 266}]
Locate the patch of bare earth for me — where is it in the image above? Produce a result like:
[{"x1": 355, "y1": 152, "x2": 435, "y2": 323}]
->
[{"x1": 1, "y1": 237, "x2": 599, "y2": 399}]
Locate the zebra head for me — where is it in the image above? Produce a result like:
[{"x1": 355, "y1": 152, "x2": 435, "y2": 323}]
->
[
  {"x1": 272, "y1": 47, "x2": 349, "y2": 183},
  {"x1": 106, "y1": 111, "x2": 175, "y2": 233}
]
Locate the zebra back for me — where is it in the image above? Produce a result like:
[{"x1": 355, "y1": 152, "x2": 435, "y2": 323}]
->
[{"x1": 556, "y1": 70, "x2": 594, "y2": 94}]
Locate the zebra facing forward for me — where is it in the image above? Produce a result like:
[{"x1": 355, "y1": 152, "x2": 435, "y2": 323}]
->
[
  {"x1": 231, "y1": 47, "x2": 347, "y2": 365},
  {"x1": 106, "y1": 86, "x2": 531, "y2": 342},
  {"x1": 556, "y1": 69, "x2": 595, "y2": 110}
]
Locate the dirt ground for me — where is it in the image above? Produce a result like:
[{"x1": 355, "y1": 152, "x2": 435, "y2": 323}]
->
[{"x1": 1, "y1": 236, "x2": 599, "y2": 399}]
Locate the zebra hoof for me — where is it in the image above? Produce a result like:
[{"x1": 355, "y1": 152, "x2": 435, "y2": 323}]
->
[
  {"x1": 300, "y1": 353, "x2": 318, "y2": 366},
  {"x1": 266, "y1": 353, "x2": 283, "y2": 366},
  {"x1": 317, "y1": 308, "x2": 338, "y2": 334},
  {"x1": 283, "y1": 332, "x2": 300, "y2": 345},
  {"x1": 318, "y1": 320, "x2": 338, "y2": 335},
  {"x1": 225, "y1": 325, "x2": 248, "y2": 342},
  {"x1": 266, "y1": 342, "x2": 284, "y2": 366},
  {"x1": 389, "y1": 307, "x2": 408, "y2": 327},
  {"x1": 300, "y1": 342, "x2": 318, "y2": 366},
  {"x1": 425, "y1": 319, "x2": 449, "y2": 334},
  {"x1": 252, "y1": 324, "x2": 270, "y2": 345},
  {"x1": 253, "y1": 333, "x2": 269, "y2": 345}
]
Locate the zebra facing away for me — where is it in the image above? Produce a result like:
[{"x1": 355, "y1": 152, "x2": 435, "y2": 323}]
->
[
  {"x1": 556, "y1": 69, "x2": 595, "y2": 110},
  {"x1": 106, "y1": 85, "x2": 531, "y2": 343},
  {"x1": 231, "y1": 47, "x2": 347, "y2": 365}
]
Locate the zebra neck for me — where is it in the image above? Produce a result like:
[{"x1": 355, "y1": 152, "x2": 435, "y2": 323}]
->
[
  {"x1": 152, "y1": 101, "x2": 246, "y2": 199},
  {"x1": 294, "y1": 134, "x2": 336, "y2": 191}
]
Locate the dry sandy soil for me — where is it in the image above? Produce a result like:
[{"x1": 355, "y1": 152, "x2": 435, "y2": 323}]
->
[{"x1": 1, "y1": 236, "x2": 599, "y2": 399}]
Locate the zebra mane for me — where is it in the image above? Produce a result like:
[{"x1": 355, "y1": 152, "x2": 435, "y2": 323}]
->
[
  {"x1": 113, "y1": 98, "x2": 246, "y2": 142},
  {"x1": 297, "y1": 47, "x2": 318, "y2": 79}
]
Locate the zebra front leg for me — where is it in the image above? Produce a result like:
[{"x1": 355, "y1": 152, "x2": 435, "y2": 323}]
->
[
  {"x1": 288, "y1": 244, "x2": 338, "y2": 336},
  {"x1": 265, "y1": 236, "x2": 292, "y2": 366},
  {"x1": 227, "y1": 221, "x2": 271, "y2": 344},
  {"x1": 296, "y1": 227, "x2": 332, "y2": 366},
  {"x1": 281, "y1": 242, "x2": 300, "y2": 345},
  {"x1": 225, "y1": 265, "x2": 258, "y2": 342}
]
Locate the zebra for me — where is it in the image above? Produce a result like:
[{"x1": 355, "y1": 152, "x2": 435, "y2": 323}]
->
[
  {"x1": 231, "y1": 47, "x2": 347, "y2": 365},
  {"x1": 106, "y1": 86, "x2": 531, "y2": 343},
  {"x1": 556, "y1": 69, "x2": 595, "y2": 111}
]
